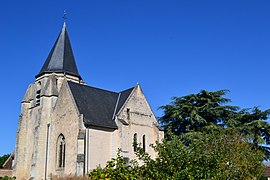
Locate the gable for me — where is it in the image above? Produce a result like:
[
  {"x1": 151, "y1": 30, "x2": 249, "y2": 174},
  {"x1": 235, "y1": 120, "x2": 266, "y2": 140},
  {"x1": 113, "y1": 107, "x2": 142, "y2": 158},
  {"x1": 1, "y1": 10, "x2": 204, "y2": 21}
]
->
[
  {"x1": 53, "y1": 80, "x2": 80, "y2": 118},
  {"x1": 116, "y1": 84, "x2": 158, "y2": 126}
]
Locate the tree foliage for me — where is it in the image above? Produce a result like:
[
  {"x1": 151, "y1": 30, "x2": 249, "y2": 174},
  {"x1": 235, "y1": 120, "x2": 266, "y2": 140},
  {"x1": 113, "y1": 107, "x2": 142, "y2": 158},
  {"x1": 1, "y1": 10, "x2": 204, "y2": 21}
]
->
[
  {"x1": 149, "y1": 130, "x2": 264, "y2": 179},
  {"x1": 159, "y1": 89, "x2": 270, "y2": 159},
  {"x1": 88, "y1": 130, "x2": 264, "y2": 179},
  {"x1": 88, "y1": 150, "x2": 141, "y2": 180},
  {"x1": 0, "y1": 154, "x2": 10, "y2": 168},
  {"x1": 1, "y1": 177, "x2": 16, "y2": 180},
  {"x1": 159, "y1": 90, "x2": 239, "y2": 134}
]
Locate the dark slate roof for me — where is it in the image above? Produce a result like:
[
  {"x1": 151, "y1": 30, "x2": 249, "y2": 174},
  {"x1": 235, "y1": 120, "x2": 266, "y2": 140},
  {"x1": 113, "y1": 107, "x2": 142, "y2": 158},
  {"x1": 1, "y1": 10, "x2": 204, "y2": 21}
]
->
[
  {"x1": 68, "y1": 81, "x2": 134, "y2": 129},
  {"x1": 115, "y1": 87, "x2": 134, "y2": 114},
  {"x1": 36, "y1": 23, "x2": 81, "y2": 79}
]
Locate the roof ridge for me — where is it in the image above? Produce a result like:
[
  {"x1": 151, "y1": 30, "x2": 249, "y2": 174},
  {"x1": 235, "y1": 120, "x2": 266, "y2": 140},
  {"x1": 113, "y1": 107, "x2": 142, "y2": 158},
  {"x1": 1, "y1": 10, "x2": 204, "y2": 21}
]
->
[
  {"x1": 67, "y1": 81, "x2": 119, "y2": 94},
  {"x1": 62, "y1": 27, "x2": 66, "y2": 73},
  {"x1": 119, "y1": 87, "x2": 134, "y2": 93},
  {"x1": 112, "y1": 92, "x2": 121, "y2": 120}
]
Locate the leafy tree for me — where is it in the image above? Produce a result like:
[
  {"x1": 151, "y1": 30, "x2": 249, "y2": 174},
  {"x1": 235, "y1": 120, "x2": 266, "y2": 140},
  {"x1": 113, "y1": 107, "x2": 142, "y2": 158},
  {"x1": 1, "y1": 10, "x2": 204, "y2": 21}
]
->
[
  {"x1": 88, "y1": 130, "x2": 265, "y2": 179},
  {"x1": 0, "y1": 154, "x2": 10, "y2": 168},
  {"x1": 159, "y1": 89, "x2": 270, "y2": 159},
  {"x1": 146, "y1": 130, "x2": 264, "y2": 179}
]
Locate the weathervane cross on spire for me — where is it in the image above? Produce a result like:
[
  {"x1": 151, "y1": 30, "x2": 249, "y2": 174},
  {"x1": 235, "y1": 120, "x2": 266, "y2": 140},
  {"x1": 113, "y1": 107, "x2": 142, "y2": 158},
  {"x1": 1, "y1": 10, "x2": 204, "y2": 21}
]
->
[{"x1": 63, "y1": 10, "x2": 67, "y2": 22}]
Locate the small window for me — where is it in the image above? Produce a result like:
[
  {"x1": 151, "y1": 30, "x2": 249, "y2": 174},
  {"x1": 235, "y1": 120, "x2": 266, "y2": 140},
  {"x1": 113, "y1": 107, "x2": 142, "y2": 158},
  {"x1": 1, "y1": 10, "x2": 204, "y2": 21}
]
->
[
  {"x1": 36, "y1": 90, "x2": 41, "y2": 106},
  {"x1": 142, "y1": 135, "x2": 146, "y2": 152},
  {"x1": 133, "y1": 133, "x2": 138, "y2": 152},
  {"x1": 127, "y1": 108, "x2": 130, "y2": 120},
  {"x1": 36, "y1": 81, "x2": 41, "y2": 106},
  {"x1": 57, "y1": 134, "x2": 66, "y2": 168},
  {"x1": 123, "y1": 157, "x2": 129, "y2": 165}
]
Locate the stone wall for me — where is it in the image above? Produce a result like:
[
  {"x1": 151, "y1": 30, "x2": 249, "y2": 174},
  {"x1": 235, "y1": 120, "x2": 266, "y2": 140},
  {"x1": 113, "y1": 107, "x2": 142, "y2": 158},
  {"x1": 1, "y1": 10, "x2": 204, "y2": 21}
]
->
[
  {"x1": 0, "y1": 169, "x2": 13, "y2": 179},
  {"x1": 49, "y1": 81, "x2": 84, "y2": 178},
  {"x1": 13, "y1": 74, "x2": 81, "y2": 180},
  {"x1": 115, "y1": 84, "x2": 163, "y2": 162},
  {"x1": 85, "y1": 128, "x2": 113, "y2": 171}
]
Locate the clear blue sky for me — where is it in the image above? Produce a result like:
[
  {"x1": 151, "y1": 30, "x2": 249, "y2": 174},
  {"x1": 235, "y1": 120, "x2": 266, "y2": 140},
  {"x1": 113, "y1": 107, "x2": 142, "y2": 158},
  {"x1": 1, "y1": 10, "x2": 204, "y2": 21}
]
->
[{"x1": 1, "y1": 0, "x2": 270, "y2": 156}]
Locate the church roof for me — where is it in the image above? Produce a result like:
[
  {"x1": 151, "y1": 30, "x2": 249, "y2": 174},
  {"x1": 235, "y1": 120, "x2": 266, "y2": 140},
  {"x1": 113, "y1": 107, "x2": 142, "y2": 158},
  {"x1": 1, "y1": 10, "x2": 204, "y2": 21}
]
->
[
  {"x1": 68, "y1": 81, "x2": 134, "y2": 129},
  {"x1": 35, "y1": 23, "x2": 81, "y2": 79}
]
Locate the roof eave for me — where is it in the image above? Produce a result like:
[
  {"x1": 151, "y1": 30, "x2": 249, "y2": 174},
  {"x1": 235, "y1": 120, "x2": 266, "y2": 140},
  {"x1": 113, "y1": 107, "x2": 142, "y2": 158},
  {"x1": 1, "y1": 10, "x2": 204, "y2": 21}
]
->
[
  {"x1": 35, "y1": 71, "x2": 82, "y2": 80},
  {"x1": 83, "y1": 119, "x2": 118, "y2": 130}
]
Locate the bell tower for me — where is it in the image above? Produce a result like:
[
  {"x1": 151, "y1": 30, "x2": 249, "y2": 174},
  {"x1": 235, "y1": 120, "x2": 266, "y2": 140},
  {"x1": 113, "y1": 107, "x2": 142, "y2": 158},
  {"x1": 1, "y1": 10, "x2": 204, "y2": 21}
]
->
[{"x1": 13, "y1": 22, "x2": 83, "y2": 179}]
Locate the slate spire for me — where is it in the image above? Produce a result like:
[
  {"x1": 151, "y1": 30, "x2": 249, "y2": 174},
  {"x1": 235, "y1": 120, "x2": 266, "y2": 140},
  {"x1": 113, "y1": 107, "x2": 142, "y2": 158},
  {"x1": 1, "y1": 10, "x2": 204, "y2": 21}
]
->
[{"x1": 36, "y1": 22, "x2": 82, "y2": 80}]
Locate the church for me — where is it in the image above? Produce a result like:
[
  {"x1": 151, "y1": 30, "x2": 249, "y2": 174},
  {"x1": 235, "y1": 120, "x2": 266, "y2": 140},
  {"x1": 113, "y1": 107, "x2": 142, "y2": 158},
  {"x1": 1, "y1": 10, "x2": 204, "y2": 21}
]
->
[{"x1": 13, "y1": 22, "x2": 164, "y2": 179}]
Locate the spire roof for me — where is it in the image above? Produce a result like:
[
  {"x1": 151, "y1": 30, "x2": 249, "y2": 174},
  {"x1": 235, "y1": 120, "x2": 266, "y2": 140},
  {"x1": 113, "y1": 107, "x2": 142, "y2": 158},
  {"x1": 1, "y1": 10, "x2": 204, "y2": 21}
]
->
[{"x1": 35, "y1": 22, "x2": 81, "y2": 79}]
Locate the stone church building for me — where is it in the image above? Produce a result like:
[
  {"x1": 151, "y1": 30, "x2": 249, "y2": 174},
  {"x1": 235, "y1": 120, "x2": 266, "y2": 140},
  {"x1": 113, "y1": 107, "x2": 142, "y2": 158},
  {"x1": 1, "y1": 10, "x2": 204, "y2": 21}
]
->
[{"x1": 13, "y1": 23, "x2": 164, "y2": 179}]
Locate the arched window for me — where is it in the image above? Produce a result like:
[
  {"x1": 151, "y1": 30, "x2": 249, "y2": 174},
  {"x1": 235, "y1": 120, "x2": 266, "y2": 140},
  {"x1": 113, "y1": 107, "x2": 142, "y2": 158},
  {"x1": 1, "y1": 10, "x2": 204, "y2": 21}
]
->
[
  {"x1": 133, "y1": 133, "x2": 138, "y2": 152},
  {"x1": 57, "y1": 134, "x2": 65, "y2": 168},
  {"x1": 142, "y1": 135, "x2": 146, "y2": 152}
]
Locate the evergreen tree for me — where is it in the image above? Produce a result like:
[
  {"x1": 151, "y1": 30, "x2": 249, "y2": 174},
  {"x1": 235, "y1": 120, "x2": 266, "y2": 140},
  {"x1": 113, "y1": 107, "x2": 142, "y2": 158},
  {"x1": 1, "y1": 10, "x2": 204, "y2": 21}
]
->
[
  {"x1": 159, "y1": 90, "x2": 239, "y2": 134},
  {"x1": 0, "y1": 154, "x2": 10, "y2": 168},
  {"x1": 159, "y1": 89, "x2": 270, "y2": 159}
]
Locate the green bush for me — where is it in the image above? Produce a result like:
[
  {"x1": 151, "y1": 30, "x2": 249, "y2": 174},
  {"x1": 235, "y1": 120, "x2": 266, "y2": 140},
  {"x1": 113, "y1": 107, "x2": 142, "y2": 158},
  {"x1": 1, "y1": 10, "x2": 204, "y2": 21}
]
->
[
  {"x1": 88, "y1": 130, "x2": 264, "y2": 179},
  {"x1": 2, "y1": 176, "x2": 16, "y2": 180}
]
